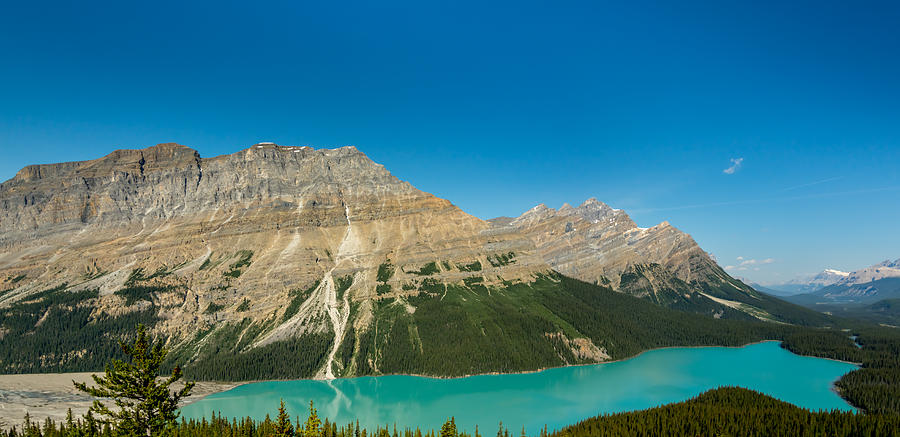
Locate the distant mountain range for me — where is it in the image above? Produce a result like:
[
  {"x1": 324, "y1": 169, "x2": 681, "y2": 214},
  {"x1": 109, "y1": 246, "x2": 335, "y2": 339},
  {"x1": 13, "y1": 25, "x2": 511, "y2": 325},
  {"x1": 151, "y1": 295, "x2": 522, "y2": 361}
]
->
[
  {"x1": 762, "y1": 259, "x2": 900, "y2": 307},
  {"x1": 762, "y1": 269, "x2": 853, "y2": 295}
]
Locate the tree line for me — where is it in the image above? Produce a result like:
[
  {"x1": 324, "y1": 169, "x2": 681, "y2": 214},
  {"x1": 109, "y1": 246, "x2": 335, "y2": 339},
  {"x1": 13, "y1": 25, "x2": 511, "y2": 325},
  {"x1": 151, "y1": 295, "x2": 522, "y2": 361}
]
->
[{"x1": 551, "y1": 387, "x2": 900, "y2": 437}]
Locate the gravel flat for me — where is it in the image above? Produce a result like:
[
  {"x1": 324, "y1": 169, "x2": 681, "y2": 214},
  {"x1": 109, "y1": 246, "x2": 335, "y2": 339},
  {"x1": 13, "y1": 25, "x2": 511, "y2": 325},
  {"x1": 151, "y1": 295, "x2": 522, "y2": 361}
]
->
[{"x1": 0, "y1": 373, "x2": 237, "y2": 428}]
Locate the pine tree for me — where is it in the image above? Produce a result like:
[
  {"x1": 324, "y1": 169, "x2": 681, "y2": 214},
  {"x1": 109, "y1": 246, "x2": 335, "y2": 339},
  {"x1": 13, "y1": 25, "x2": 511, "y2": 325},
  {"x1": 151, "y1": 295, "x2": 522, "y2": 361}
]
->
[
  {"x1": 440, "y1": 418, "x2": 457, "y2": 437},
  {"x1": 83, "y1": 410, "x2": 99, "y2": 436},
  {"x1": 73, "y1": 323, "x2": 194, "y2": 436},
  {"x1": 65, "y1": 408, "x2": 75, "y2": 432},
  {"x1": 303, "y1": 400, "x2": 322, "y2": 437},
  {"x1": 274, "y1": 399, "x2": 295, "y2": 437}
]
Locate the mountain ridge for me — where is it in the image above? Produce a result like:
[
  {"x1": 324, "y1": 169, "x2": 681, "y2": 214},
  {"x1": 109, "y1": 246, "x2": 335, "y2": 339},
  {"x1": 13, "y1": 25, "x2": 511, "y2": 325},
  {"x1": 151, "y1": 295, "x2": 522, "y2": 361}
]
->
[
  {"x1": 495, "y1": 198, "x2": 799, "y2": 321},
  {"x1": 779, "y1": 258, "x2": 900, "y2": 306},
  {"x1": 0, "y1": 142, "x2": 828, "y2": 379}
]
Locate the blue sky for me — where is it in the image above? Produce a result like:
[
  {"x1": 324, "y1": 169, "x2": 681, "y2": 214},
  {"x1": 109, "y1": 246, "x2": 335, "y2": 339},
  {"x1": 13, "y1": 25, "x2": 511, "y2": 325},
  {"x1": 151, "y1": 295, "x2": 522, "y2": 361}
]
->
[{"x1": 1, "y1": 0, "x2": 898, "y2": 283}]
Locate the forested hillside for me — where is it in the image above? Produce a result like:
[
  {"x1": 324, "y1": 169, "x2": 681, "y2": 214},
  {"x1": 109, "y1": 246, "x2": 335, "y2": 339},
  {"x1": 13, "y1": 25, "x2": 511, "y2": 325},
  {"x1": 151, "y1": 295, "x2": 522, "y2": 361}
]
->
[
  {"x1": 551, "y1": 387, "x2": 900, "y2": 437},
  {"x1": 4, "y1": 271, "x2": 899, "y2": 414},
  {"x1": 0, "y1": 272, "x2": 810, "y2": 378}
]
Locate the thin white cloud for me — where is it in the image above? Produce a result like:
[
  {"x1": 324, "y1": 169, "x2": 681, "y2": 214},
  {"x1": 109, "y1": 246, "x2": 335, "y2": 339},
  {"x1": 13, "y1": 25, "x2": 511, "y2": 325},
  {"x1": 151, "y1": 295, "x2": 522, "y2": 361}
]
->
[
  {"x1": 723, "y1": 157, "x2": 744, "y2": 175},
  {"x1": 735, "y1": 257, "x2": 775, "y2": 267}
]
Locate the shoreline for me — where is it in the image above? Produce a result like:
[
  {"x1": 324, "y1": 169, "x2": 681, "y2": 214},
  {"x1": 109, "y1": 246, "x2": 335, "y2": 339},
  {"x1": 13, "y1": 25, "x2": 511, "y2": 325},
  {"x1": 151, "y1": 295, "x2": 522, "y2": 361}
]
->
[
  {"x1": 1, "y1": 340, "x2": 860, "y2": 425},
  {"x1": 199, "y1": 339, "x2": 859, "y2": 385},
  {"x1": 176, "y1": 342, "x2": 777, "y2": 387}
]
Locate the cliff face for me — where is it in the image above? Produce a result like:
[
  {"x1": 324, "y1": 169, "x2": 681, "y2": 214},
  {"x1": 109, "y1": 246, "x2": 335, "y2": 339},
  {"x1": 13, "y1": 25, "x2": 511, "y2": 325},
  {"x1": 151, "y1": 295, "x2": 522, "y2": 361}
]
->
[
  {"x1": 0, "y1": 143, "x2": 546, "y2": 378},
  {"x1": 502, "y1": 199, "x2": 766, "y2": 315},
  {"x1": 0, "y1": 143, "x2": 543, "y2": 289},
  {"x1": 503, "y1": 198, "x2": 719, "y2": 285}
]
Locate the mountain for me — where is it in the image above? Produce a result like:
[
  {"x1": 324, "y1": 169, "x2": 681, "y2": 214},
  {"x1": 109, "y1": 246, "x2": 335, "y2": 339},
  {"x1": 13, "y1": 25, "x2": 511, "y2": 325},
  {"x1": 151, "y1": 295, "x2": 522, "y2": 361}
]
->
[
  {"x1": 765, "y1": 269, "x2": 851, "y2": 295},
  {"x1": 786, "y1": 259, "x2": 900, "y2": 306},
  {"x1": 789, "y1": 278, "x2": 900, "y2": 307},
  {"x1": 0, "y1": 143, "x2": 549, "y2": 377},
  {"x1": 0, "y1": 143, "x2": 827, "y2": 380},
  {"x1": 842, "y1": 259, "x2": 900, "y2": 285},
  {"x1": 497, "y1": 200, "x2": 818, "y2": 324}
]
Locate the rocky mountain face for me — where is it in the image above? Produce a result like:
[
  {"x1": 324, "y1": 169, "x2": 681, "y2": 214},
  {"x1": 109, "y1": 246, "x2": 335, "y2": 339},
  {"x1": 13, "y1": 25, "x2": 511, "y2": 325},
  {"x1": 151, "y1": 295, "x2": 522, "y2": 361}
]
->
[
  {"x1": 840, "y1": 260, "x2": 900, "y2": 286},
  {"x1": 0, "y1": 143, "x2": 816, "y2": 379},
  {"x1": 0, "y1": 143, "x2": 546, "y2": 378},
  {"x1": 497, "y1": 199, "x2": 783, "y2": 320}
]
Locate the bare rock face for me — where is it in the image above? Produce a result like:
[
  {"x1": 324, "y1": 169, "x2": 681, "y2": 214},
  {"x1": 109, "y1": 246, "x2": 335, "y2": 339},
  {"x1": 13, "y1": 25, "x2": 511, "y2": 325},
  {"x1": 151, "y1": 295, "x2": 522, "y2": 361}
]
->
[
  {"x1": 503, "y1": 198, "x2": 714, "y2": 286},
  {"x1": 0, "y1": 143, "x2": 547, "y2": 377},
  {"x1": 502, "y1": 198, "x2": 759, "y2": 310}
]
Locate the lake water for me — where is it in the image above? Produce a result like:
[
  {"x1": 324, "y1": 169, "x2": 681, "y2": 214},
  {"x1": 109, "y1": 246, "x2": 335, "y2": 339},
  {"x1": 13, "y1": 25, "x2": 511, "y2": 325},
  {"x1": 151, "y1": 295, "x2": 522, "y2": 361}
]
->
[{"x1": 180, "y1": 342, "x2": 857, "y2": 433}]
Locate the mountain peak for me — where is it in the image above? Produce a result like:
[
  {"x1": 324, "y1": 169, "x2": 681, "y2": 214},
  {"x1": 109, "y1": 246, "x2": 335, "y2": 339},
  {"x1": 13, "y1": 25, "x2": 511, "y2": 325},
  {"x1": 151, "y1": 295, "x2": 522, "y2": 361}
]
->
[
  {"x1": 823, "y1": 268, "x2": 850, "y2": 277},
  {"x1": 876, "y1": 259, "x2": 900, "y2": 269},
  {"x1": 578, "y1": 197, "x2": 610, "y2": 210},
  {"x1": 508, "y1": 198, "x2": 725, "y2": 290},
  {"x1": 510, "y1": 203, "x2": 556, "y2": 227}
]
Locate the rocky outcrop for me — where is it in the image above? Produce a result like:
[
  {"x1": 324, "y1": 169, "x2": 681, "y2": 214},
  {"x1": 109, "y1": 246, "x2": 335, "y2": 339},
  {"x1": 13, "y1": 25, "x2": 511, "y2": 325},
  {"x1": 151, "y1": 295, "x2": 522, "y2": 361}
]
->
[
  {"x1": 500, "y1": 198, "x2": 763, "y2": 313},
  {"x1": 501, "y1": 198, "x2": 721, "y2": 287}
]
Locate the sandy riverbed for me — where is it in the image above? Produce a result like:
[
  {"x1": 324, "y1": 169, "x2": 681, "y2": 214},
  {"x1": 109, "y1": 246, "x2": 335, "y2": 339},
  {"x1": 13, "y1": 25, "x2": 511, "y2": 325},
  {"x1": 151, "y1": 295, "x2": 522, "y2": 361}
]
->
[{"x1": 0, "y1": 373, "x2": 237, "y2": 428}]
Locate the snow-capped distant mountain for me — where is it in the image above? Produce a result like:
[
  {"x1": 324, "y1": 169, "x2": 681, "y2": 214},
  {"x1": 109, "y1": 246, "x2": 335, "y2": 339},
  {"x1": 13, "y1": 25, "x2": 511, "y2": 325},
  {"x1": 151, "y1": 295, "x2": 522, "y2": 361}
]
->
[
  {"x1": 842, "y1": 260, "x2": 900, "y2": 286},
  {"x1": 784, "y1": 258, "x2": 900, "y2": 306},
  {"x1": 764, "y1": 269, "x2": 851, "y2": 295}
]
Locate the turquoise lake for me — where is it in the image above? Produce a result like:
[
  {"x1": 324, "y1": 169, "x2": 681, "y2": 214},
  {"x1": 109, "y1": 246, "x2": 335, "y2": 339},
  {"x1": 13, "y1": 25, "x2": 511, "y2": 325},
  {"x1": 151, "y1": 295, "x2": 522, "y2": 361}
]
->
[{"x1": 180, "y1": 342, "x2": 857, "y2": 432}]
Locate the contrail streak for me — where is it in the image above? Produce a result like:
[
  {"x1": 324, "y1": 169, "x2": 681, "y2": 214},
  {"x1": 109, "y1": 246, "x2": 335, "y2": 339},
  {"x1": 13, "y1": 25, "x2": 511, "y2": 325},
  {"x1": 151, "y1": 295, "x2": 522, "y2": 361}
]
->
[{"x1": 779, "y1": 176, "x2": 843, "y2": 192}]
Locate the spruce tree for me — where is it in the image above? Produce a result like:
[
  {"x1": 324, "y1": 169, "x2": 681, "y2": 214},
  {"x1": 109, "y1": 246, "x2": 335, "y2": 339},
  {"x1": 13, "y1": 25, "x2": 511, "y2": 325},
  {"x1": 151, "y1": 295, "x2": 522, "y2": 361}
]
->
[
  {"x1": 65, "y1": 408, "x2": 74, "y2": 432},
  {"x1": 303, "y1": 400, "x2": 322, "y2": 437},
  {"x1": 73, "y1": 324, "x2": 194, "y2": 436},
  {"x1": 274, "y1": 399, "x2": 294, "y2": 437},
  {"x1": 440, "y1": 418, "x2": 457, "y2": 437}
]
